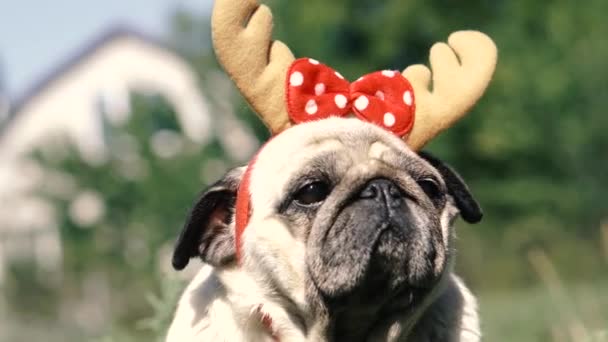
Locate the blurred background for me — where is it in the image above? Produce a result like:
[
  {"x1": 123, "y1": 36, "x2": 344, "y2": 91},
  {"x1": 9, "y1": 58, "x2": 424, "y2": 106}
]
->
[{"x1": 0, "y1": 0, "x2": 606, "y2": 341}]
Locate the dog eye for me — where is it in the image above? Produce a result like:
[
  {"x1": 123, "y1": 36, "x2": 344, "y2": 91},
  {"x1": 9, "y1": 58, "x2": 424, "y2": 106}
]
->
[
  {"x1": 293, "y1": 181, "x2": 330, "y2": 206},
  {"x1": 417, "y1": 178, "x2": 441, "y2": 199}
]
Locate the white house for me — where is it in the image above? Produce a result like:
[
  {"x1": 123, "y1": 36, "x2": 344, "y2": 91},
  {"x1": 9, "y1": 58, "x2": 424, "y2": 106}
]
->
[{"x1": 0, "y1": 27, "x2": 257, "y2": 285}]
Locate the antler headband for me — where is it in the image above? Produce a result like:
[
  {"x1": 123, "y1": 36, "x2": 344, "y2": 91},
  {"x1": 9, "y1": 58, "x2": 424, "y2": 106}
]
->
[
  {"x1": 211, "y1": 0, "x2": 497, "y2": 261},
  {"x1": 212, "y1": 0, "x2": 497, "y2": 149}
]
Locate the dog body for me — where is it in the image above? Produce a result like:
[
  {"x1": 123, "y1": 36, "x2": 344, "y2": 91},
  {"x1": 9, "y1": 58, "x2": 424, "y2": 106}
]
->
[
  {"x1": 167, "y1": 118, "x2": 483, "y2": 341},
  {"x1": 167, "y1": 265, "x2": 479, "y2": 341}
]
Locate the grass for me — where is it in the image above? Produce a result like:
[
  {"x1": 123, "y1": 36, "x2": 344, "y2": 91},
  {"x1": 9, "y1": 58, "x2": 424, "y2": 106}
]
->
[
  {"x1": 480, "y1": 281, "x2": 608, "y2": 341},
  {"x1": 479, "y1": 247, "x2": 608, "y2": 342}
]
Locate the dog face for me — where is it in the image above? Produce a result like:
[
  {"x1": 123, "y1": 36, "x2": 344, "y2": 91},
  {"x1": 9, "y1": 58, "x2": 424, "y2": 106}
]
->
[{"x1": 172, "y1": 117, "x2": 481, "y2": 329}]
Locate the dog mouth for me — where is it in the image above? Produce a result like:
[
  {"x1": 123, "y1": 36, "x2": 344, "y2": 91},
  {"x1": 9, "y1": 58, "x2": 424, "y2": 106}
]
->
[
  {"x1": 372, "y1": 227, "x2": 438, "y2": 288},
  {"x1": 307, "y1": 205, "x2": 439, "y2": 302},
  {"x1": 310, "y1": 226, "x2": 434, "y2": 324},
  {"x1": 306, "y1": 225, "x2": 379, "y2": 299}
]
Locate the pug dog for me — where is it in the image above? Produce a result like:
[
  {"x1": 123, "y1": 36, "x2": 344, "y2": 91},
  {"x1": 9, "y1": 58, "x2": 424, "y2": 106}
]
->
[{"x1": 166, "y1": 117, "x2": 483, "y2": 342}]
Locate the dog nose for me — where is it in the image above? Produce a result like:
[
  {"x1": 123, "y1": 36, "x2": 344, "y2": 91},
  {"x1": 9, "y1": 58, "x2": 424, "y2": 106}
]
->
[{"x1": 358, "y1": 178, "x2": 403, "y2": 206}]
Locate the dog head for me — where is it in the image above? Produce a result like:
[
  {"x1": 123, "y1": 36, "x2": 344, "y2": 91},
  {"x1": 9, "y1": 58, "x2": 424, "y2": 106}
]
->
[{"x1": 172, "y1": 117, "x2": 481, "y2": 332}]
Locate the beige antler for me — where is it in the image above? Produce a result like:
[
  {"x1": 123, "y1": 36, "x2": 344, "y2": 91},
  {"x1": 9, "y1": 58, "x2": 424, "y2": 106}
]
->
[
  {"x1": 212, "y1": 0, "x2": 294, "y2": 134},
  {"x1": 403, "y1": 31, "x2": 497, "y2": 150}
]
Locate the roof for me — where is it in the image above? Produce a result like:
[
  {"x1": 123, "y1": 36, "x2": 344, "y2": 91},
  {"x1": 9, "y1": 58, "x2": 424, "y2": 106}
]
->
[{"x1": 0, "y1": 25, "x2": 178, "y2": 137}]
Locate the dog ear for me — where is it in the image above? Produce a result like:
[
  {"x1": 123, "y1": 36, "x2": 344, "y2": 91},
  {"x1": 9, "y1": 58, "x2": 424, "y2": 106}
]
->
[
  {"x1": 418, "y1": 151, "x2": 483, "y2": 223},
  {"x1": 171, "y1": 167, "x2": 245, "y2": 270}
]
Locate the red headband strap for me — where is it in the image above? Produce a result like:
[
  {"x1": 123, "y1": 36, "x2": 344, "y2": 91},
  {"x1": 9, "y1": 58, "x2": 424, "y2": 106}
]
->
[
  {"x1": 234, "y1": 156, "x2": 255, "y2": 262},
  {"x1": 234, "y1": 136, "x2": 277, "y2": 262}
]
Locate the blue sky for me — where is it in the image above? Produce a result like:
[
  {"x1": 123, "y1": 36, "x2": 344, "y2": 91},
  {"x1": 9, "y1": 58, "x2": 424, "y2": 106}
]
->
[{"x1": 0, "y1": 0, "x2": 212, "y2": 99}]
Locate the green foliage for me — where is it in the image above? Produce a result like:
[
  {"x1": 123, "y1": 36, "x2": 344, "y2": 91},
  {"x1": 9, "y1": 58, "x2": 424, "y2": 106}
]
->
[{"x1": 480, "y1": 279, "x2": 608, "y2": 341}]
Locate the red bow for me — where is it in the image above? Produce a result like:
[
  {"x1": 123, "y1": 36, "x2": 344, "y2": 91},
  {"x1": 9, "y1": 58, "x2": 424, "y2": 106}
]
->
[{"x1": 286, "y1": 58, "x2": 416, "y2": 136}]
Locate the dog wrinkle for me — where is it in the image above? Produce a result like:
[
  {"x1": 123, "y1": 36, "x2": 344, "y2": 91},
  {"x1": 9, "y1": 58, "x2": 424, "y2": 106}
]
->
[{"x1": 244, "y1": 218, "x2": 308, "y2": 303}]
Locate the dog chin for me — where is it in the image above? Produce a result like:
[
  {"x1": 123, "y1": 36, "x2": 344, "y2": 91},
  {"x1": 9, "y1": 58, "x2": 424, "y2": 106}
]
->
[
  {"x1": 372, "y1": 228, "x2": 440, "y2": 289},
  {"x1": 310, "y1": 223, "x2": 442, "y2": 309}
]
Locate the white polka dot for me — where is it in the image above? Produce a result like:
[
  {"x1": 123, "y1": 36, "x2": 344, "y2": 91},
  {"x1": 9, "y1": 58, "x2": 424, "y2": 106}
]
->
[
  {"x1": 334, "y1": 94, "x2": 348, "y2": 109},
  {"x1": 308, "y1": 58, "x2": 319, "y2": 65},
  {"x1": 403, "y1": 90, "x2": 413, "y2": 106},
  {"x1": 305, "y1": 99, "x2": 318, "y2": 115},
  {"x1": 383, "y1": 112, "x2": 396, "y2": 127},
  {"x1": 382, "y1": 70, "x2": 396, "y2": 77},
  {"x1": 375, "y1": 90, "x2": 385, "y2": 101},
  {"x1": 357, "y1": 76, "x2": 364, "y2": 82},
  {"x1": 335, "y1": 71, "x2": 344, "y2": 79},
  {"x1": 290, "y1": 71, "x2": 304, "y2": 87},
  {"x1": 354, "y1": 95, "x2": 369, "y2": 111},
  {"x1": 314, "y1": 83, "x2": 326, "y2": 96}
]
